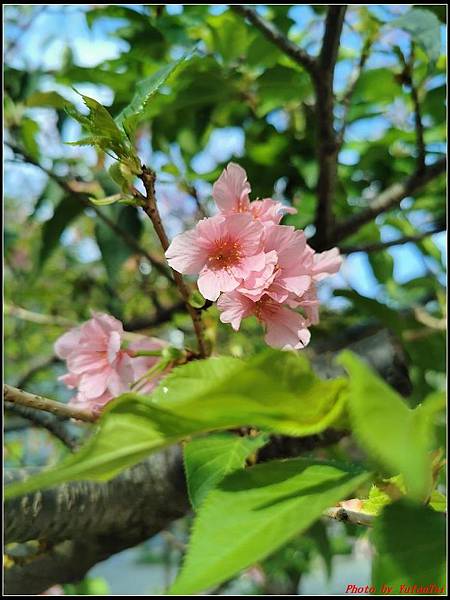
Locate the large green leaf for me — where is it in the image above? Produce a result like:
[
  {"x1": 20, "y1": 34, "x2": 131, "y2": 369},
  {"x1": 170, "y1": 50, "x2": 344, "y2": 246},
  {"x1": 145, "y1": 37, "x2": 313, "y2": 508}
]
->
[
  {"x1": 5, "y1": 351, "x2": 348, "y2": 498},
  {"x1": 170, "y1": 459, "x2": 370, "y2": 594},
  {"x1": 338, "y1": 351, "x2": 433, "y2": 500},
  {"x1": 38, "y1": 194, "x2": 85, "y2": 268},
  {"x1": 371, "y1": 501, "x2": 446, "y2": 593},
  {"x1": 184, "y1": 432, "x2": 268, "y2": 510},
  {"x1": 391, "y1": 9, "x2": 442, "y2": 63}
]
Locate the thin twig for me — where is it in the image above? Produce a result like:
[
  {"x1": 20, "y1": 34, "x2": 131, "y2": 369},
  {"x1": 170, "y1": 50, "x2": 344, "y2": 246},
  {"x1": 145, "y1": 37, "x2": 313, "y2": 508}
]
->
[
  {"x1": 230, "y1": 5, "x2": 317, "y2": 76},
  {"x1": 4, "y1": 384, "x2": 96, "y2": 423},
  {"x1": 340, "y1": 224, "x2": 446, "y2": 254},
  {"x1": 5, "y1": 142, "x2": 173, "y2": 282},
  {"x1": 5, "y1": 304, "x2": 77, "y2": 327},
  {"x1": 403, "y1": 46, "x2": 426, "y2": 173},
  {"x1": 138, "y1": 166, "x2": 209, "y2": 358},
  {"x1": 337, "y1": 36, "x2": 373, "y2": 147},
  {"x1": 331, "y1": 157, "x2": 446, "y2": 245}
]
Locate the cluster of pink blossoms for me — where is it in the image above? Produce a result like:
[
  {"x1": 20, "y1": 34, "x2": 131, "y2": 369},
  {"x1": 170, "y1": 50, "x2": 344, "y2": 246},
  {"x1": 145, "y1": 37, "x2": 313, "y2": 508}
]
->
[
  {"x1": 55, "y1": 313, "x2": 166, "y2": 412},
  {"x1": 166, "y1": 163, "x2": 341, "y2": 349}
]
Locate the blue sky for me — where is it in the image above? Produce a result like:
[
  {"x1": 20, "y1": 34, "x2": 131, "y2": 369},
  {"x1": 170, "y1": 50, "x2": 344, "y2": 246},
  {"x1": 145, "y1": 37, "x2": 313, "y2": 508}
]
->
[{"x1": 4, "y1": 4, "x2": 446, "y2": 303}]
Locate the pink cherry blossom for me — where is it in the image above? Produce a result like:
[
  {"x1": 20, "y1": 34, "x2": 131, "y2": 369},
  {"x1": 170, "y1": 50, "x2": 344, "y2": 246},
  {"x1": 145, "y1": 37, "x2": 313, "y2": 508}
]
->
[
  {"x1": 218, "y1": 292, "x2": 311, "y2": 350},
  {"x1": 55, "y1": 313, "x2": 133, "y2": 403},
  {"x1": 167, "y1": 162, "x2": 342, "y2": 351},
  {"x1": 166, "y1": 213, "x2": 265, "y2": 301},
  {"x1": 55, "y1": 313, "x2": 168, "y2": 411},
  {"x1": 213, "y1": 162, "x2": 296, "y2": 225}
]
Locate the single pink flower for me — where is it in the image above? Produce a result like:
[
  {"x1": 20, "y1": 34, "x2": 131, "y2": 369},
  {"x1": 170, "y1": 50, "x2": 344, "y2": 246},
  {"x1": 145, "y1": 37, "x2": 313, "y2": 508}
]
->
[
  {"x1": 55, "y1": 313, "x2": 133, "y2": 402},
  {"x1": 213, "y1": 162, "x2": 296, "y2": 225},
  {"x1": 55, "y1": 314, "x2": 170, "y2": 410},
  {"x1": 218, "y1": 292, "x2": 311, "y2": 350},
  {"x1": 166, "y1": 213, "x2": 265, "y2": 301}
]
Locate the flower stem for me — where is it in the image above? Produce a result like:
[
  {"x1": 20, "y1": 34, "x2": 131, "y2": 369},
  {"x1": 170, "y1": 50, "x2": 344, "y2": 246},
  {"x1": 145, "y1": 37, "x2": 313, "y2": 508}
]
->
[{"x1": 137, "y1": 166, "x2": 209, "y2": 358}]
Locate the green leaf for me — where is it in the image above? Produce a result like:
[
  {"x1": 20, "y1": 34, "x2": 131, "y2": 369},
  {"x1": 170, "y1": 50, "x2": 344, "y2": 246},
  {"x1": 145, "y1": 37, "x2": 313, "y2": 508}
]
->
[
  {"x1": 95, "y1": 205, "x2": 142, "y2": 282},
  {"x1": 338, "y1": 351, "x2": 433, "y2": 501},
  {"x1": 170, "y1": 459, "x2": 370, "y2": 594},
  {"x1": 38, "y1": 194, "x2": 85, "y2": 268},
  {"x1": 391, "y1": 9, "x2": 442, "y2": 64},
  {"x1": 206, "y1": 12, "x2": 249, "y2": 64},
  {"x1": 369, "y1": 250, "x2": 394, "y2": 283},
  {"x1": 116, "y1": 51, "x2": 195, "y2": 140},
  {"x1": 184, "y1": 432, "x2": 268, "y2": 510},
  {"x1": 351, "y1": 68, "x2": 400, "y2": 105},
  {"x1": 5, "y1": 351, "x2": 348, "y2": 499},
  {"x1": 20, "y1": 117, "x2": 40, "y2": 161},
  {"x1": 89, "y1": 193, "x2": 123, "y2": 206},
  {"x1": 371, "y1": 501, "x2": 446, "y2": 592},
  {"x1": 66, "y1": 92, "x2": 139, "y2": 170},
  {"x1": 361, "y1": 475, "x2": 406, "y2": 515},
  {"x1": 188, "y1": 290, "x2": 206, "y2": 309},
  {"x1": 109, "y1": 162, "x2": 133, "y2": 194},
  {"x1": 429, "y1": 490, "x2": 447, "y2": 512},
  {"x1": 25, "y1": 90, "x2": 71, "y2": 110}
]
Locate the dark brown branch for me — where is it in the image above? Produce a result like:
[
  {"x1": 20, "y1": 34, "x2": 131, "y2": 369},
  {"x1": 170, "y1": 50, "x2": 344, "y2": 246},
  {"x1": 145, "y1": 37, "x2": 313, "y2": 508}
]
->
[
  {"x1": 5, "y1": 402, "x2": 78, "y2": 450},
  {"x1": 340, "y1": 224, "x2": 446, "y2": 254},
  {"x1": 331, "y1": 157, "x2": 446, "y2": 244},
  {"x1": 313, "y1": 6, "x2": 347, "y2": 249},
  {"x1": 230, "y1": 5, "x2": 317, "y2": 76},
  {"x1": 139, "y1": 166, "x2": 208, "y2": 358}
]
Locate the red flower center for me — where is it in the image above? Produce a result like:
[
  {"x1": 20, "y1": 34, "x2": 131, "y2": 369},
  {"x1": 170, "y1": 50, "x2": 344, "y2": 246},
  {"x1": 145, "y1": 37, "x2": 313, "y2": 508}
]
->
[{"x1": 209, "y1": 238, "x2": 241, "y2": 269}]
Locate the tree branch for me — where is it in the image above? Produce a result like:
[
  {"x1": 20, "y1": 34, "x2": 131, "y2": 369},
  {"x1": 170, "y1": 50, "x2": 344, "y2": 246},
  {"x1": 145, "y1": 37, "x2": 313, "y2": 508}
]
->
[
  {"x1": 4, "y1": 385, "x2": 96, "y2": 423},
  {"x1": 4, "y1": 448, "x2": 188, "y2": 595},
  {"x1": 230, "y1": 5, "x2": 317, "y2": 76},
  {"x1": 139, "y1": 166, "x2": 209, "y2": 358},
  {"x1": 331, "y1": 157, "x2": 446, "y2": 245},
  {"x1": 313, "y1": 6, "x2": 347, "y2": 249},
  {"x1": 340, "y1": 223, "x2": 446, "y2": 254}
]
